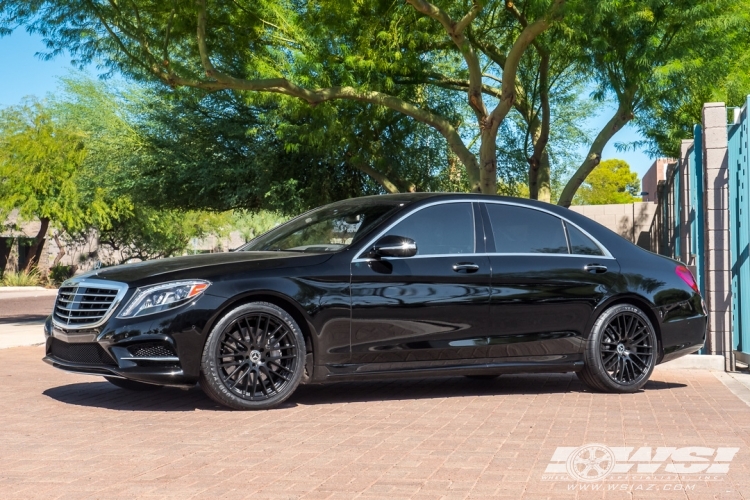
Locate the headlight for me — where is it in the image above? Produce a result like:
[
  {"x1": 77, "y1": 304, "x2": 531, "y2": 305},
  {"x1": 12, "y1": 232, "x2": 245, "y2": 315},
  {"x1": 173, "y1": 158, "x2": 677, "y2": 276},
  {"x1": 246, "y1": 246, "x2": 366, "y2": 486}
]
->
[{"x1": 117, "y1": 280, "x2": 210, "y2": 319}]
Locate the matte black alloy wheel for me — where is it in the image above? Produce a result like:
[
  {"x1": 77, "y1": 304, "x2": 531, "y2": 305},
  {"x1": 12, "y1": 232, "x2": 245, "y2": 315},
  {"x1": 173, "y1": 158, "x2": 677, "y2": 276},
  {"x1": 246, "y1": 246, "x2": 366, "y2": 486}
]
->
[
  {"x1": 599, "y1": 312, "x2": 654, "y2": 385},
  {"x1": 578, "y1": 304, "x2": 658, "y2": 393},
  {"x1": 216, "y1": 313, "x2": 297, "y2": 400},
  {"x1": 200, "y1": 302, "x2": 305, "y2": 410}
]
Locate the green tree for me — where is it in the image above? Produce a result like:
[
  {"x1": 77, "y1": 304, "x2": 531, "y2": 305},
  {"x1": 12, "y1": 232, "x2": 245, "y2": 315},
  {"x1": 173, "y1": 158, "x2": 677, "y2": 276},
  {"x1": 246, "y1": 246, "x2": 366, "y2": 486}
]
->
[
  {"x1": 638, "y1": 2, "x2": 750, "y2": 156},
  {"x1": 0, "y1": 0, "x2": 566, "y2": 195},
  {"x1": 97, "y1": 208, "x2": 231, "y2": 264},
  {"x1": 0, "y1": 100, "x2": 116, "y2": 270},
  {"x1": 557, "y1": 0, "x2": 737, "y2": 207},
  {"x1": 572, "y1": 159, "x2": 640, "y2": 205}
]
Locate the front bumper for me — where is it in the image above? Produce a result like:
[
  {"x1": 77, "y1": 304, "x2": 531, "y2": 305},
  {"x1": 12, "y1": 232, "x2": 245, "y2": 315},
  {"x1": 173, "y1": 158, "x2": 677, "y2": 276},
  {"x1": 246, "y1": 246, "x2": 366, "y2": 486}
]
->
[{"x1": 43, "y1": 293, "x2": 227, "y2": 386}]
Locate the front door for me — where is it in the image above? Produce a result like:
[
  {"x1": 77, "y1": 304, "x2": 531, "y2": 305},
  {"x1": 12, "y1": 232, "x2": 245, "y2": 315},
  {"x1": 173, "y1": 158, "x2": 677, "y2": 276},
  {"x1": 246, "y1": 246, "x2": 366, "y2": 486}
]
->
[
  {"x1": 350, "y1": 202, "x2": 491, "y2": 365},
  {"x1": 480, "y1": 202, "x2": 621, "y2": 359}
]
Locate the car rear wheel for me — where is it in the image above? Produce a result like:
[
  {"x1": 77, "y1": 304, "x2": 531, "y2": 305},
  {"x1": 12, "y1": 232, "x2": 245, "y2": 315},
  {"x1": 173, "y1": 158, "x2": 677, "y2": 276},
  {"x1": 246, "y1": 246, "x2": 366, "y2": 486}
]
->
[
  {"x1": 578, "y1": 304, "x2": 657, "y2": 393},
  {"x1": 200, "y1": 302, "x2": 305, "y2": 410},
  {"x1": 105, "y1": 377, "x2": 162, "y2": 391}
]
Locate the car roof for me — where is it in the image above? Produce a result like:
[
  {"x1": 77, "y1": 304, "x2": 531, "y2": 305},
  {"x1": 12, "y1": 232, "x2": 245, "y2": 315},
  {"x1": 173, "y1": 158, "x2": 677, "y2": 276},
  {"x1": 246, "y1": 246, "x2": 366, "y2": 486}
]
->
[{"x1": 349, "y1": 192, "x2": 575, "y2": 216}]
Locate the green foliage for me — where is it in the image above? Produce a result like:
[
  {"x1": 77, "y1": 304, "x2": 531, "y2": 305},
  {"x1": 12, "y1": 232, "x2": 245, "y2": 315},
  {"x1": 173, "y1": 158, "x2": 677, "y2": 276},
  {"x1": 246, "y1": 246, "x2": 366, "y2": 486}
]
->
[
  {"x1": 635, "y1": 1, "x2": 750, "y2": 156},
  {"x1": 573, "y1": 159, "x2": 640, "y2": 205},
  {"x1": 98, "y1": 208, "x2": 232, "y2": 265},
  {"x1": 576, "y1": 0, "x2": 738, "y2": 155},
  {"x1": 48, "y1": 264, "x2": 75, "y2": 286},
  {"x1": 1, "y1": 268, "x2": 42, "y2": 287},
  {"x1": 233, "y1": 211, "x2": 288, "y2": 243},
  {"x1": 0, "y1": 99, "x2": 117, "y2": 234}
]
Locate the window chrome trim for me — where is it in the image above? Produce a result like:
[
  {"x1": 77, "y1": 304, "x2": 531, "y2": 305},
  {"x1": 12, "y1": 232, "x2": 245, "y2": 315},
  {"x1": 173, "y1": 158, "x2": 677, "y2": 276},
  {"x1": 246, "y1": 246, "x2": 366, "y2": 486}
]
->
[
  {"x1": 51, "y1": 278, "x2": 129, "y2": 331},
  {"x1": 353, "y1": 200, "x2": 476, "y2": 262},
  {"x1": 352, "y1": 198, "x2": 614, "y2": 263}
]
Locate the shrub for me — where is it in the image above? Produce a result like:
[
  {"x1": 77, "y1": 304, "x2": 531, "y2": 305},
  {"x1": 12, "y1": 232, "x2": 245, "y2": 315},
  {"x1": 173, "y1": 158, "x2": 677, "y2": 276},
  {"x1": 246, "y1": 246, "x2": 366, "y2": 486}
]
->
[
  {"x1": 1, "y1": 269, "x2": 42, "y2": 287},
  {"x1": 49, "y1": 265, "x2": 76, "y2": 286}
]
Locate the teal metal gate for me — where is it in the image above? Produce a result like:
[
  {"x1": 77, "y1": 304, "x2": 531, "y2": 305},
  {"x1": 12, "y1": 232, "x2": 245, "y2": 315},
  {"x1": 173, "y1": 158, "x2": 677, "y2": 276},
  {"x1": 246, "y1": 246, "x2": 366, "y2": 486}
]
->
[
  {"x1": 728, "y1": 96, "x2": 750, "y2": 363},
  {"x1": 688, "y1": 125, "x2": 705, "y2": 296}
]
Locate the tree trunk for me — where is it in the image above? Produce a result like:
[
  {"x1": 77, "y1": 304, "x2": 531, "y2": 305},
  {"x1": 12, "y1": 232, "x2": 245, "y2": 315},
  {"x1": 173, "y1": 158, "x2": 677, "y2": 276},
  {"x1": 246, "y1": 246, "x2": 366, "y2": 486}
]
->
[
  {"x1": 478, "y1": 128, "x2": 499, "y2": 194},
  {"x1": 356, "y1": 165, "x2": 401, "y2": 193},
  {"x1": 557, "y1": 105, "x2": 634, "y2": 208},
  {"x1": 527, "y1": 52, "x2": 551, "y2": 202},
  {"x1": 52, "y1": 232, "x2": 66, "y2": 268},
  {"x1": 537, "y1": 150, "x2": 551, "y2": 203},
  {"x1": 24, "y1": 217, "x2": 50, "y2": 272}
]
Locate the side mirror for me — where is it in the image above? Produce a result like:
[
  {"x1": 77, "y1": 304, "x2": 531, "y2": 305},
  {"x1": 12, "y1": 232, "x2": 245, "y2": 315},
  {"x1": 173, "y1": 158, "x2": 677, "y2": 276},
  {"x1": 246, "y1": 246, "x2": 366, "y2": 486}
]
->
[{"x1": 371, "y1": 235, "x2": 417, "y2": 258}]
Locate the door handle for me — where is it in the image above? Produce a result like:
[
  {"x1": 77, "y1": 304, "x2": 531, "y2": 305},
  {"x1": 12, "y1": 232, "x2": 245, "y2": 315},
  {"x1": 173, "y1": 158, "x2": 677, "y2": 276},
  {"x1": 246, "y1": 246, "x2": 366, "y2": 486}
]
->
[
  {"x1": 453, "y1": 262, "x2": 480, "y2": 273},
  {"x1": 584, "y1": 264, "x2": 608, "y2": 274}
]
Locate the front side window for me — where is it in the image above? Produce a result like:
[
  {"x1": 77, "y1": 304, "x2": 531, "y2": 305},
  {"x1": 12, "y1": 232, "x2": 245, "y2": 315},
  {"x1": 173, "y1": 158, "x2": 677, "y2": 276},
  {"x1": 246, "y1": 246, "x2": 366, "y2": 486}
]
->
[
  {"x1": 241, "y1": 200, "x2": 402, "y2": 253},
  {"x1": 383, "y1": 203, "x2": 475, "y2": 255},
  {"x1": 485, "y1": 204, "x2": 568, "y2": 254}
]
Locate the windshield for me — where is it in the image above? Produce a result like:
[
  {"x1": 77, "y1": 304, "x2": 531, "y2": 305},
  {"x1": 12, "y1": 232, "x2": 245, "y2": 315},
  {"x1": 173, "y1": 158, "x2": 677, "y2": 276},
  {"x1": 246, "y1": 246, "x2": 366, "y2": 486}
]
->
[{"x1": 240, "y1": 199, "x2": 404, "y2": 253}]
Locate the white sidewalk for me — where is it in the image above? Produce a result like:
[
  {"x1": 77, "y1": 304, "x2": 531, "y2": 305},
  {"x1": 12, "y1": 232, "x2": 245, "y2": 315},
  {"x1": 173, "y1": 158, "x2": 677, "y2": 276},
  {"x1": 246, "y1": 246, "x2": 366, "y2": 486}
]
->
[{"x1": 0, "y1": 321, "x2": 46, "y2": 349}]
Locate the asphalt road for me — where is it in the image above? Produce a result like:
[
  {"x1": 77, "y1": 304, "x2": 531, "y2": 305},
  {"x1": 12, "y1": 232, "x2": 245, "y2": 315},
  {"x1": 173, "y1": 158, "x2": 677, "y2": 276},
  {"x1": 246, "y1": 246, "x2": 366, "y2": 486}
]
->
[{"x1": 0, "y1": 293, "x2": 56, "y2": 323}]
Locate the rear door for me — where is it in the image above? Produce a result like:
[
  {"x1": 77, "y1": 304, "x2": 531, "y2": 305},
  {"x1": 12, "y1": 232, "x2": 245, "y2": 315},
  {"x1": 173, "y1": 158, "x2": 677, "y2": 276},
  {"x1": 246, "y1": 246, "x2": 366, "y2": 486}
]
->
[
  {"x1": 349, "y1": 201, "x2": 492, "y2": 365},
  {"x1": 480, "y1": 202, "x2": 621, "y2": 359}
]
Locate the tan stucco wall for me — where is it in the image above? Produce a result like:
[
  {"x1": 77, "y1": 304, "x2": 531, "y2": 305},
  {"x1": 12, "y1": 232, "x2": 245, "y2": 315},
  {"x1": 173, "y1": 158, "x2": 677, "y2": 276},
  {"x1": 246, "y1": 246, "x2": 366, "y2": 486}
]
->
[{"x1": 569, "y1": 202, "x2": 657, "y2": 249}]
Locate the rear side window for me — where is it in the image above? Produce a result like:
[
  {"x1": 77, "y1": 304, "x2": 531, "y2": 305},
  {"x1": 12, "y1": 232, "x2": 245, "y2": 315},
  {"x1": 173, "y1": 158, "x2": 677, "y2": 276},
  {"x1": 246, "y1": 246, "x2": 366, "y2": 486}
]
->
[
  {"x1": 485, "y1": 204, "x2": 568, "y2": 254},
  {"x1": 566, "y1": 222, "x2": 604, "y2": 256},
  {"x1": 384, "y1": 203, "x2": 474, "y2": 255}
]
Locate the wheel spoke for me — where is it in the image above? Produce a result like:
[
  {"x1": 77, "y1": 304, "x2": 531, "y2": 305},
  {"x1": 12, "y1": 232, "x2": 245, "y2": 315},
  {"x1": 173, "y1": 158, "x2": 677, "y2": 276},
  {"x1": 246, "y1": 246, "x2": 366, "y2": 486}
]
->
[
  {"x1": 258, "y1": 368, "x2": 273, "y2": 395},
  {"x1": 603, "y1": 352, "x2": 618, "y2": 370},
  {"x1": 268, "y1": 359, "x2": 294, "y2": 373},
  {"x1": 227, "y1": 363, "x2": 249, "y2": 390}
]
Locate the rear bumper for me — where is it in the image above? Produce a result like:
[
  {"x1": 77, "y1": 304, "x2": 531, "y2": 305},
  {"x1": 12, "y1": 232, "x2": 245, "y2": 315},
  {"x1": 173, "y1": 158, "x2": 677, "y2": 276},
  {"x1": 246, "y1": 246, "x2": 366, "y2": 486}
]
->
[{"x1": 657, "y1": 313, "x2": 708, "y2": 365}]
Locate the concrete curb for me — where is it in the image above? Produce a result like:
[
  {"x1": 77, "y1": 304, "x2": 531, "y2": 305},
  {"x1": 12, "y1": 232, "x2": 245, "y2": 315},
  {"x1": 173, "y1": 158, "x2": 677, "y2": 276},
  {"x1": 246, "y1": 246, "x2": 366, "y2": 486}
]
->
[
  {"x1": 0, "y1": 286, "x2": 55, "y2": 292},
  {"x1": 714, "y1": 371, "x2": 750, "y2": 408},
  {"x1": 0, "y1": 321, "x2": 46, "y2": 349},
  {"x1": 657, "y1": 354, "x2": 725, "y2": 371},
  {"x1": 0, "y1": 289, "x2": 58, "y2": 300}
]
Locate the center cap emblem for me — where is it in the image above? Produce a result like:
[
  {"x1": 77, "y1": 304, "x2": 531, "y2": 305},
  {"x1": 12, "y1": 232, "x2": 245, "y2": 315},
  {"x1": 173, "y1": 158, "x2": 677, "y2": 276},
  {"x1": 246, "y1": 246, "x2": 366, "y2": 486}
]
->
[
  {"x1": 249, "y1": 350, "x2": 262, "y2": 363},
  {"x1": 616, "y1": 344, "x2": 626, "y2": 355}
]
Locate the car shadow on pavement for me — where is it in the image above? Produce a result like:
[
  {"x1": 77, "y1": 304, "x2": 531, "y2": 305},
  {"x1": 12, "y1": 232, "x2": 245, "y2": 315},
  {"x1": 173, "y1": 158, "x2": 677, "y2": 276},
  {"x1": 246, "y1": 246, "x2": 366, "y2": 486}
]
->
[{"x1": 42, "y1": 373, "x2": 686, "y2": 412}]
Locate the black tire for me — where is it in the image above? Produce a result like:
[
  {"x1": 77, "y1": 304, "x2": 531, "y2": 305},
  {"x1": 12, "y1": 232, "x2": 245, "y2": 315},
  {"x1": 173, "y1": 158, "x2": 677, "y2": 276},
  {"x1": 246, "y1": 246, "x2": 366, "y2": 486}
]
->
[
  {"x1": 105, "y1": 376, "x2": 162, "y2": 391},
  {"x1": 578, "y1": 304, "x2": 658, "y2": 393},
  {"x1": 464, "y1": 374, "x2": 501, "y2": 380},
  {"x1": 199, "y1": 302, "x2": 305, "y2": 410}
]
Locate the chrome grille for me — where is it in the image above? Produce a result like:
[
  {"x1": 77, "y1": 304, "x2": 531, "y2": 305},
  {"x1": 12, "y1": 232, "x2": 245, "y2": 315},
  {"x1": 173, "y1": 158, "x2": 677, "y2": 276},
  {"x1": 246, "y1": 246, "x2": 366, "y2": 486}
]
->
[{"x1": 52, "y1": 280, "x2": 126, "y2": 328}]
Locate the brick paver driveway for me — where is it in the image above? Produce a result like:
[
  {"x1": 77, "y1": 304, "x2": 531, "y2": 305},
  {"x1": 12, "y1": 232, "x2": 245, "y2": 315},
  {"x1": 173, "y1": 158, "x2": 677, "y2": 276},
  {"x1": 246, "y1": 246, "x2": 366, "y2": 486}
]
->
[{"x1": 1, "y1": 345, "x2": 749, "y2": 500}]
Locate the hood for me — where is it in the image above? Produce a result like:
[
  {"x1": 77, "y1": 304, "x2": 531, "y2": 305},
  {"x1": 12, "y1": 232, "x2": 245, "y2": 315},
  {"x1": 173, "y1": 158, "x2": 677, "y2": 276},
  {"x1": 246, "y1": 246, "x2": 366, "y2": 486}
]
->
[{"x1": 85, "y1": 251, "x2": 334, "y2": 285}]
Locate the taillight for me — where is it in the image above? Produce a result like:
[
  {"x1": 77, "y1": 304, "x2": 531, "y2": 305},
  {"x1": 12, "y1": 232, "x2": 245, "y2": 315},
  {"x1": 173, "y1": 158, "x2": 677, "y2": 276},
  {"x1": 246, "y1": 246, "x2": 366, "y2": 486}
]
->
[{"x1": 675, "y1": 265, "x2": 699, "y2": 294}]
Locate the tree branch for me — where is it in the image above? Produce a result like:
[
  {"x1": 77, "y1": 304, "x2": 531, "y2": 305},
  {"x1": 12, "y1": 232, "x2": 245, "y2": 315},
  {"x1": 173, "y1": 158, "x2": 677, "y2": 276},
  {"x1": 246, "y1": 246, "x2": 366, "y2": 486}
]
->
[
  {"x1": 557, "y1": 101, "x2": 634, "y2": 207},
  {"x1": 488, "y1": 0, "x2": 564, "y2": 130},
  {"x1": 405, "y1": 0, "x2": 488, "y2": 121},
  {"x1": 183, "y1": 0, "x2": 480, "y2": 187},
  {"x1": 356, "y1": 165, "x2": 401, "y2": 194}
]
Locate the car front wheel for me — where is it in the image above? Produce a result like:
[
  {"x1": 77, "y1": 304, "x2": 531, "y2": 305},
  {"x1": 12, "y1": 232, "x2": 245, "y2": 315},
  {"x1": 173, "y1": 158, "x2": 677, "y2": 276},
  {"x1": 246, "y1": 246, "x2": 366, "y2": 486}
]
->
[
  {"x1": 577, "y1": 304, "x2": 658, "y2": 393},
  {"x1": 199, "y1": 302, "x2": 305, "y2": 410}
]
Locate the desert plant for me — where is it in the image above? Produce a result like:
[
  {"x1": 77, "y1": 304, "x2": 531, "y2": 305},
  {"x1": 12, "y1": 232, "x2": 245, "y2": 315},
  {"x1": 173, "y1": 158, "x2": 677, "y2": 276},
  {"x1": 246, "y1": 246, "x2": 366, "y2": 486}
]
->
[{"x1": 1, "y1": 268, "x2": 43, "y2": 287}]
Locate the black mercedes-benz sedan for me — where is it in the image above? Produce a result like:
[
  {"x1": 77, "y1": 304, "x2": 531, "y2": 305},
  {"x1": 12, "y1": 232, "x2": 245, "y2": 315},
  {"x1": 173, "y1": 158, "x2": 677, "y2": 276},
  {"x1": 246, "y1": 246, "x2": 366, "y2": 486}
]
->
[{"x1": 44, "y1": 193, "x2": 707, "y2": 410}]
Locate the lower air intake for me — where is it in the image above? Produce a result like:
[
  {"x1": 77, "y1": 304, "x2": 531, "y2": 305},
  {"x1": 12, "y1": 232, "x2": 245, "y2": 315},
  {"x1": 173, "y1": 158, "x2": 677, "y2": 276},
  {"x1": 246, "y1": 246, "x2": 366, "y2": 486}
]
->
[{"x1": 50, "y1": 338, "x2": 117, "y2": 366}]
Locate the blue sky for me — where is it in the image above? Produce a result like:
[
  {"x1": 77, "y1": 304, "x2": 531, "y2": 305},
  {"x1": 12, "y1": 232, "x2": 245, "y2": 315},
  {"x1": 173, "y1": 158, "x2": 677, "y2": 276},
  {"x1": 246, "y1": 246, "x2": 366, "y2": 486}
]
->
[{"x1": 0, "y1": 29, "x2": 655, "y2": 179}]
